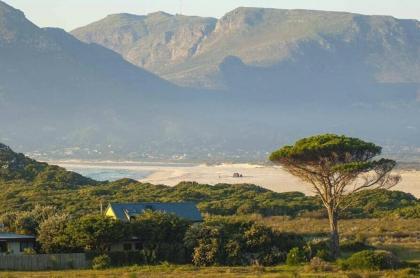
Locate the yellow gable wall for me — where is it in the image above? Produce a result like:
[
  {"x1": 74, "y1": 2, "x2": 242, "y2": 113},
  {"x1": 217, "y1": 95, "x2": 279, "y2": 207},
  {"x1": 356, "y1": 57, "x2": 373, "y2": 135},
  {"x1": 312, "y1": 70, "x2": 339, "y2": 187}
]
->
[{"x1": 105, "y1": 207, "x2": 117, "y2": 219}]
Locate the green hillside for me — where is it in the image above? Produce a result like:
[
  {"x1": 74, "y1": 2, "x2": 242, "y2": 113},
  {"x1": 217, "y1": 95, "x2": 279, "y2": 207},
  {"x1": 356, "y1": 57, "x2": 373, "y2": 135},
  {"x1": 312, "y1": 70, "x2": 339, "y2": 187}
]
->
[{"x1": 0, "y1": 143, "x2": 417, "y2": 218}]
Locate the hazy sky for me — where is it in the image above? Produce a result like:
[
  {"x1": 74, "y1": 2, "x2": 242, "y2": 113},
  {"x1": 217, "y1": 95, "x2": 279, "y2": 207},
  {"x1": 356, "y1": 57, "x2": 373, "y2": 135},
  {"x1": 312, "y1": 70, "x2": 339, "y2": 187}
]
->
[{"x1": 6, "y1": 0, "x2": 420, "y2": 31}]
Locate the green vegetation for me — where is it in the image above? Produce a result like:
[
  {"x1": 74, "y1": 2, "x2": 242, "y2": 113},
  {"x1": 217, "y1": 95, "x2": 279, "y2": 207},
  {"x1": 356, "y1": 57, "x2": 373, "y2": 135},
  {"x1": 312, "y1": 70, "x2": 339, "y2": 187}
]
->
[
  {"x1": 0, "y1": 144, "x2": 93, "y2": 187},
  {"x1": 0, "y1": 146, "x2": 417, "y2": 221},
  {"x1": 0, "y1": 143, "x2": 417, "y2": 220},
  {"x1": 270, "y1": 134, "x2": 399, "y2": 258},
  {"x1": 91, "y1": 254, "x2": 111, "y2": 270},
  {"x1": 286, "y1": 247, "x2": 307, "y2": 265},
  {"x1": 185, "y1": 218, "x2": 303, "y2": 266},
  {"x1": 339, "y1": 250, "x2": 401, "y2": 270}
]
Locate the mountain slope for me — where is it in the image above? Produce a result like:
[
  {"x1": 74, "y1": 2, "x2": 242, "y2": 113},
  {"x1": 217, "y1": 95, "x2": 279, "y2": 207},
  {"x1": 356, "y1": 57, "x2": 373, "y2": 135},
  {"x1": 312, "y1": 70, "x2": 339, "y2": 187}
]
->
[
  {"x1": 72, "y1": 7, "x2": 420, "y2": 89},
  {"x1": 0, "y1": 1, "x2": 200, "y2": 156}
]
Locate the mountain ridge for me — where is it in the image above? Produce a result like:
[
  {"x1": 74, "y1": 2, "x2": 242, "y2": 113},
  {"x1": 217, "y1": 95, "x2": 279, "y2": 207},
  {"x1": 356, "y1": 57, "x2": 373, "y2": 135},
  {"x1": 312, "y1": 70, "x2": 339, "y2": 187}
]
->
[{"x1": 72, "y1": 7, "x2": 420, "y2": 89}]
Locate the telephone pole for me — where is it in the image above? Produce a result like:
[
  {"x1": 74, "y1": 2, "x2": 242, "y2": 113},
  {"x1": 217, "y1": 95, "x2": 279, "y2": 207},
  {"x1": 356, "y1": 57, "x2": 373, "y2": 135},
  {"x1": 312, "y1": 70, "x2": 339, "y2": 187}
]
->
[{"x1": 179, "y1": 0, "x2": 184, "y2": 15}]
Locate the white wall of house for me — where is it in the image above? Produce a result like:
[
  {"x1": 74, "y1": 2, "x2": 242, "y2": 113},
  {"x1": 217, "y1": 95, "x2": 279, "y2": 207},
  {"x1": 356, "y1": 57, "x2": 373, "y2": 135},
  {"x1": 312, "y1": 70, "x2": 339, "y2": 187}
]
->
[
  {"x1": 7, "y1": 242, "x2": 21, "y2": 254},
  {"x1": 1, "y1": 241, "x2": 34, "y2": 255}
]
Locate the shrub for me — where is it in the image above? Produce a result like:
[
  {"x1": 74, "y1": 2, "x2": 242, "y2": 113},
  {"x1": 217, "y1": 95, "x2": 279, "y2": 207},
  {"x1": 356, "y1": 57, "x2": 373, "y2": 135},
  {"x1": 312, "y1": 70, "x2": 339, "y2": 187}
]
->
[
  {"x1": 23, "y1": 248, "x2": 37, "y2": 255},
  {"x1": 286, "y1": 247, "x2": 307, "y2": 265},
  {"x1": 305, "y1": 239, "x2": 332, "y2": 261},
  {"x1": 304, "y1": 257, "x2": 333, "y2": 272},
  {"x1": 340, "y1": 250, "x2": 400, "y2": 270},
  {"x1": 392, "y1": 204, "x2": 420, "y2": 218},
  {"x1": 92, "y1": 254, "x2": 111, "y2": 270},
  {"x1": 186, "y1": 219, "x2": 303, "y2": 266},
  {"x1": 340, "y1": 240, "x2": 373, "y2": 253}
]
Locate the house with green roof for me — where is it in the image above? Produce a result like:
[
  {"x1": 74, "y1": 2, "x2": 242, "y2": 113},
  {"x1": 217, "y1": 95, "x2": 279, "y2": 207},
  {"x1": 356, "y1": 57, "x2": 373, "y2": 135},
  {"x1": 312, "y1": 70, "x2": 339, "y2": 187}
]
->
[
  {"x1": 105, "y1": 202, "x2": 202, "y2": 252},
  {"x1": 0, "y1": 233, "x2": 35, "y2": 255}
]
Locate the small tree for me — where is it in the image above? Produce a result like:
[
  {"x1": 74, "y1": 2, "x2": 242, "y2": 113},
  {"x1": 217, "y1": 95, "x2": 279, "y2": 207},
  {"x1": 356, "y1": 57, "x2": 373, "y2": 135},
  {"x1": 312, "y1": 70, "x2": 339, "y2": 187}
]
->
[
  {"x1": 66, "y1": 215, "x2": 126, "y2": 253},
  {"x1": 37, "y1": 213, "x2": 73, "y2": 253},
  {"x1": 269, "y1": 134, "x2": 400, "y2": 258}
]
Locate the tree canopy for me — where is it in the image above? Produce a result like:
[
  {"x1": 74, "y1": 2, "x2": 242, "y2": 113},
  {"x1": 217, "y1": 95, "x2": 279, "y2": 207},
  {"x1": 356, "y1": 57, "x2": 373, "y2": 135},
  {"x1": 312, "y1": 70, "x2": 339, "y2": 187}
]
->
[{"x1": 270, "y1": 134, "x2": 400, "y2": 209}]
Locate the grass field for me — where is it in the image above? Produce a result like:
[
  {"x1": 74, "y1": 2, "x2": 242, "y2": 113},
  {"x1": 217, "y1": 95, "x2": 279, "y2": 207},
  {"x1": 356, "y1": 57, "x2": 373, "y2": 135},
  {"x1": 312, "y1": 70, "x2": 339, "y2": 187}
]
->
[
  {"x1": 262, "y1": 217, "x2": 420, "y2": 238},
  {"x1": 0, "y1": 264, "x2": 419, "y2": 278}
]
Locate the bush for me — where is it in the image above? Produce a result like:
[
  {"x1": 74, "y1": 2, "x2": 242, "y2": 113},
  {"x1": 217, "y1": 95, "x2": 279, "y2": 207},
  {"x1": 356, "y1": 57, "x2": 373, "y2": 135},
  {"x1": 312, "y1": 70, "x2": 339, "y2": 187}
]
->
[
  {"x1": 392, "y1": 204, "x2": 420, "y2": 218},
  {"x1": 340, "y1": 250, "x2": 400, "y2": 270},
  {"x1": 92, "y1": 254, "x2": 111, "y2": 270},
  {"x1": 186, "y1": 219, "x2": 303, "y2": 266},
  {"x1": 305, "y1": 239, "x2": 332, "y2": 261},
  {"x1": 23, "y1": 248, "x2": 37, "y2": 255},
  {"x1": 304, "y1": 257, "x2": 333, "y2": 272},
  {"x1": 286, "y1": 247, "x2": 307, "y2": 265},
  {"x1": 340, "y1": 240, "x2": 373, "y2": 253}
]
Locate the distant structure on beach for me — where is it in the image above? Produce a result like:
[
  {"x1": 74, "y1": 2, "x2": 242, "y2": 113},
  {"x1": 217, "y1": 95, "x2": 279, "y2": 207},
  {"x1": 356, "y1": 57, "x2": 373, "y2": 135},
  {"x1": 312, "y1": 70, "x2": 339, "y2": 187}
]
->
[{"x1": 233, "y1": 173, "x2": 243, "y2": 178}]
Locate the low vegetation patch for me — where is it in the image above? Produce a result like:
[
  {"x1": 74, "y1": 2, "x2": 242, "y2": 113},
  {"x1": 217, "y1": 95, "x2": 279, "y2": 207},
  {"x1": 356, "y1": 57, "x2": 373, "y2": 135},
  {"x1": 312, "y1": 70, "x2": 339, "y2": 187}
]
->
[
  {"x1": 92, "y1": 254, "x2": 111, "y2": 270},
  {"x1": 340, "y1": 250, "x2": 401, "y2": 271}
]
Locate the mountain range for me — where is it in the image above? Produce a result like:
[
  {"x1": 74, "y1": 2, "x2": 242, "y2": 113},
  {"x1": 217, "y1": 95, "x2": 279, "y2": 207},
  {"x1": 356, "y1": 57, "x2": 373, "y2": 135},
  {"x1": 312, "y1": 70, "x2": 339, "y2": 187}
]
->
[
  {"x1": 0, "y1": 1, "x2": 419, "y2": 161},
  {"x1": 72, "y1": 8, "x2": 420, "y2": 90}
]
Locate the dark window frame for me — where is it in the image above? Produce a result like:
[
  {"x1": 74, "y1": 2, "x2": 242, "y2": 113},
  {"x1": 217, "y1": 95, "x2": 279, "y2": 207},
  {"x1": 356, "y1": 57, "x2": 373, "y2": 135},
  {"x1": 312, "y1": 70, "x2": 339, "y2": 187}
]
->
[{"x1": 123, "y1": 243, "x2": 132, "y2": 251}]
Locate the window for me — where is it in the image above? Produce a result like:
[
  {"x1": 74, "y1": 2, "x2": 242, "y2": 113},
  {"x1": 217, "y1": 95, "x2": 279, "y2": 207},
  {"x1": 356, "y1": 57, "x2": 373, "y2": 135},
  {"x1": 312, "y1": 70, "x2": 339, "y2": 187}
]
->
[
  {"x1": 123, "y1": 243, "x2": 132, "y2": 251},
  {"x1": 0, "y1": 241, "x2": 7, "y2": 253},
  {"x1": 135, "y1": 242, "x2": 143, "y2": 250},
  {"x1": 20, "y1": 241, "x2": 33, "y2": 252}
]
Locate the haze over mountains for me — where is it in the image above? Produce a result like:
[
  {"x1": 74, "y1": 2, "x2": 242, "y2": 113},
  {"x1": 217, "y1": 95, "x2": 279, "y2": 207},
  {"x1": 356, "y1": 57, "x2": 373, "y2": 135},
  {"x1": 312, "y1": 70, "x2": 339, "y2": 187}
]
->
[{"x1": 1, "y1": 1, "x2": 419, "y2": 161}]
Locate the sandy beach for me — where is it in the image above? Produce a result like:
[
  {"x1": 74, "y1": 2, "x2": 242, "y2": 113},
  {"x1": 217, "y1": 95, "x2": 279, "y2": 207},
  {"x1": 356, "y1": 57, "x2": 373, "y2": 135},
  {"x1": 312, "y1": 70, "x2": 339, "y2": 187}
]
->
[{"x1": 53, "y1": 161, "x2": 420, "y2": 197}]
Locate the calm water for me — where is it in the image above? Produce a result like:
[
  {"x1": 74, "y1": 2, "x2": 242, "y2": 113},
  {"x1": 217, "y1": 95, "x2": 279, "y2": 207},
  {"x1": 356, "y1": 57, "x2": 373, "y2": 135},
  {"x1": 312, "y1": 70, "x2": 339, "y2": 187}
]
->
[{"x1": 67, "y1": 168, "x2": 152, "y2": 182}]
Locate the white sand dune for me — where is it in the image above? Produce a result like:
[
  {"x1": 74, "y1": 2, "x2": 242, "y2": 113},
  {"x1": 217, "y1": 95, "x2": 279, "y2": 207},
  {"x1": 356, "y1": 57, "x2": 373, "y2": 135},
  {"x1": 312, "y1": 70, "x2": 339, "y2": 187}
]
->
[{"x1": 53, "y1": 161, "x2": 420, "y2": 197}]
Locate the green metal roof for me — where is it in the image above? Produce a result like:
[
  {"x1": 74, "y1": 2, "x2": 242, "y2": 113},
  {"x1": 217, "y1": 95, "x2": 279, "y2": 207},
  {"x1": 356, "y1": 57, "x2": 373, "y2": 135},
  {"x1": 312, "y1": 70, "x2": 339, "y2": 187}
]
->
[
  {"x1": 0, "y1": 233, "x2": 35, "y2": 240},
  {"x1": 108, "y1": 202, "x2": 203, "y2": 222}
]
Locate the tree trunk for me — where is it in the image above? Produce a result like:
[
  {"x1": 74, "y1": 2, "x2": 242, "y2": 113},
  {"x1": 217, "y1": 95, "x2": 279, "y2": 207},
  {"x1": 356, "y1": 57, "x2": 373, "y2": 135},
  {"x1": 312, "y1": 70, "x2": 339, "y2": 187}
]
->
[{"x1": 327, "y1": 207, "x2": 340, "y2": 259}]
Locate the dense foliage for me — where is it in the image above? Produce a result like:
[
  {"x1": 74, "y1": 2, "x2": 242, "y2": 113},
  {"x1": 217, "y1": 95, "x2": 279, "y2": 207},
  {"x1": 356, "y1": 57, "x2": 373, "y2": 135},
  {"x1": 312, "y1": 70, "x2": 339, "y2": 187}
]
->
[
  {"x1": 184, "y1": 218, "x2": 304, "y2": 266},
  {"x1": 0, "y1": 144, "x2": 94, "y2": 187}
]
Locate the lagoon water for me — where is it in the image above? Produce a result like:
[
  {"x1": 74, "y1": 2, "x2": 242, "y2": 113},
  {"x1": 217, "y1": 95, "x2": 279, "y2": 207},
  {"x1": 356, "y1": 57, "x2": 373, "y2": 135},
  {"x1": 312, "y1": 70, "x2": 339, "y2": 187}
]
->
[{"x1": 67, "y1": 167, "x2": 152, "y2": 182}]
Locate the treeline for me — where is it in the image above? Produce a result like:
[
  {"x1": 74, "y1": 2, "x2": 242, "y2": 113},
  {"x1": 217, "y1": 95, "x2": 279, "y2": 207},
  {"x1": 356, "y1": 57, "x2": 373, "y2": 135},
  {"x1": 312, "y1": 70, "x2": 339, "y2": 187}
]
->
[
  {"x1": 0, "y1": 207, "x2": 304, "y2": 266},
  {"x1": 0, "y1": 143, "x2": 418, "y2": 219},
  {"x1": 1, "y1": 177, "x2": 418, "y2": 219}
]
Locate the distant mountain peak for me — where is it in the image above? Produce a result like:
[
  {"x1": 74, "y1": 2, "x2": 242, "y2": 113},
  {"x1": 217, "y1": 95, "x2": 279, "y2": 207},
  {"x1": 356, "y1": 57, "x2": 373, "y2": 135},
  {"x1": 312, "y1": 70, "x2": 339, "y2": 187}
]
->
[
  {"x1": 104, "y1": 13, "x2": 144, "y2": 21},
  {"x1": 147, "y1": 11, "x2": 173, "y2": 18},
  {"x1": 0, "y1": 0, "x2": 55, "y2": 47},
  {"x1": 0, "y1": 0, "x2": 21, "y2": 13}
]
